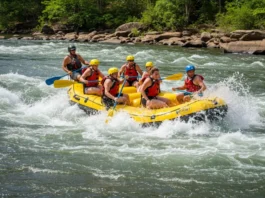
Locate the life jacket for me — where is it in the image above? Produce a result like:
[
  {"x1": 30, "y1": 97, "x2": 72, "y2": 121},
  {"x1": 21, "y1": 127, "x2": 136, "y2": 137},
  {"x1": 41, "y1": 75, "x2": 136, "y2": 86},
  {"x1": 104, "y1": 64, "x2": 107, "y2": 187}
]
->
[
  {"x1": 124, "y1": 63, "x2": 138, "y2": 82},
  {"x1": 185, "y1": 74, "x2": 204, "y2": 92},
  {"x1": 145, "y1": 77, "x2": 160, "y2": 97},
  {"x1": 66, "y1": 54, "x2": 82, "y2": 71},
  {"x1": 82, "y1": 67, "x2": 99, "y2": 87},
  {"x1": 101, "y1": 76, "x2": 120, "y2": 96}
]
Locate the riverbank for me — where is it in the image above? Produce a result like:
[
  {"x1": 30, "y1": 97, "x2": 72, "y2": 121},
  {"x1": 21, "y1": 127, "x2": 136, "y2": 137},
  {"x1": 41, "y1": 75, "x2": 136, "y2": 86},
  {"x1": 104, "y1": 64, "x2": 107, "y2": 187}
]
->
[{"x1": 1, "y1": 22, "x2": 265, "y2": 55}]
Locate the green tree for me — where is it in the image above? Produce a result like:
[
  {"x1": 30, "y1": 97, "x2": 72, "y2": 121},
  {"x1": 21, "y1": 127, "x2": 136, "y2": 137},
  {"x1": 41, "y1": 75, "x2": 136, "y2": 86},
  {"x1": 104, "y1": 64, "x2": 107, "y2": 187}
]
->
[
  {"x1": 0, "y1": 0, "x2": 43, "y2": 29},
  {"x1": 217, "y1": 0, "x2": 265, "y2": 30}
]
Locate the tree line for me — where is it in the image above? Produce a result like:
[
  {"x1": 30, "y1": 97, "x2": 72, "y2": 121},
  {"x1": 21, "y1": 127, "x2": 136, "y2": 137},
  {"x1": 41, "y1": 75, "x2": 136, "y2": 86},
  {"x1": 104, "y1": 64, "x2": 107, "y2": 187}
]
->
[{"x1": 0, "y1": 0, "x2": 265, "y2": 32}]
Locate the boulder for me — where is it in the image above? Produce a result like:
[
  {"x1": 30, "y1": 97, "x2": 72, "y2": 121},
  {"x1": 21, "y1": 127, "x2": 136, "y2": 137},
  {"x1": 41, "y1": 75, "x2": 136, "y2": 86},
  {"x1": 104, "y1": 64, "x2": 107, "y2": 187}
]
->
[
  {"x1": 220, "y1": 36, "x2": 231, "y2": 43},
  {"x1": 220, "y1": 40, "x2": 265, "y2": 54},
  {"x1": 100, "y1": 38, "x2": 121, "y2": 44},
  {"x1": 77, "y1": 33, "x2": 91, "y2": 42},
  {"x1": 116, "y1": 22, "x2": 146, "y2": 32},
  {"x1": 160, "y1": 38, "x2": 184, "y2": 46},
  {"x1": 207, "y1": 42, "x2": 219, "y2": 48},
  {"x1": 230, "y1": 30, "x2": 252, "y2": 39},
  {"x1": 201, "y1": 32, "x2": 211, "y2": 42},
  {"x1": 141, "y1": 35, "x2": 158, "y2": 43},
  {"x1": 21, "y1": 37, "x2": 34, "y2": 40},
  {"x1": 182, "y1": 39, "x2": 207, "y2": 48},
  {"x1": 155, "y1": 32, "x2": 182, "y2": 41},
  {"x1": 144, "y1": 31, "x2": 161, "y2": 35},
  {"x1": 115, "y1": 30, "x2": 131, "y2": 37},
  {"x1": 64, "y1": 32, "x2": 77, "y2": 40},
  {"x1": 91, "y1": 34, "x2": 106, "y2": 42},
  {"x1": 41, "y1": 24, "x2": 55, "y2": 34},
  {"x1": 239, "y1": 30, "x2": 265, "y2": 41}
]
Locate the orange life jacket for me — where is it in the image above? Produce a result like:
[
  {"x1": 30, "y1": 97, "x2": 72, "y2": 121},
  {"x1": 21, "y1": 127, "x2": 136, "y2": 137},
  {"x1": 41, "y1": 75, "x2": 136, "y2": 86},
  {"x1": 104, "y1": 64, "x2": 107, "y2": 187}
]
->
[
  {"x1": 145, "y1": 77, "x2": 160, "y2": 97},
  {"x1": 82, "y1": 67, "x2": 99, "y2": 87},
  {"x1": 101, "y1": 76, "x2": 120, "y2": 96},
  {"x1": 185, "y1": 74, "x2": 204, "y2": 92}
]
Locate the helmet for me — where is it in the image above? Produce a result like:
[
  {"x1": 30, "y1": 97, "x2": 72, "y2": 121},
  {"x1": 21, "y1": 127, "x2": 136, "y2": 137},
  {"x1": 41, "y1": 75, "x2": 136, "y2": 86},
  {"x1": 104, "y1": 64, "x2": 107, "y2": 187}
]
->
[
  {"x1": 68, "y1": 44, "x2": 76, "y2": 52},
  {"x1": 145, "y1": 62, "x2": 154, "y2": 67},
  {"x1": 90, "y1": 59, "x2": 100, "y2": 66},
  {"x1": 185, "y1": 64, "x2": 195, "y2": 72},
  {"x1": 108, "y1": 67, "x2": 119, "y2": 75},
  {"x1": 126, "y1": 55, "x2": 134, "y2": 61}
]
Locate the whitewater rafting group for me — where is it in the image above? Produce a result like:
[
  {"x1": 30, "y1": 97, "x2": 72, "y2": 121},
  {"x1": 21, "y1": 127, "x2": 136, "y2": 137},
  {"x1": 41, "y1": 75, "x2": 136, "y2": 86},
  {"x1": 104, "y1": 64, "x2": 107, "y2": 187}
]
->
[{"x1": 62, "y1": 44, "x2": 206, "y2": 109}]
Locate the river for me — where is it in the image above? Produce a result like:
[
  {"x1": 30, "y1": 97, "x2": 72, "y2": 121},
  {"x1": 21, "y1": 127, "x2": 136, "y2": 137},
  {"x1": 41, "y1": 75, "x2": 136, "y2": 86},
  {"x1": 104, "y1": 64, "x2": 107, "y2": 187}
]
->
[{"x1": 0, "y1": 40, "x2": 265, "y2": 197}]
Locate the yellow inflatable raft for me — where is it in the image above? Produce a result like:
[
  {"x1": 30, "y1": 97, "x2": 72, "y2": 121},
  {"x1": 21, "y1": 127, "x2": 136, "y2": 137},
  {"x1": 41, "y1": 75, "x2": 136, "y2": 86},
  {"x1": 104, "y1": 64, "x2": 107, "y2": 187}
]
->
[{"x1": 68, "y1": 83, "x2": 227, "y2": 125}]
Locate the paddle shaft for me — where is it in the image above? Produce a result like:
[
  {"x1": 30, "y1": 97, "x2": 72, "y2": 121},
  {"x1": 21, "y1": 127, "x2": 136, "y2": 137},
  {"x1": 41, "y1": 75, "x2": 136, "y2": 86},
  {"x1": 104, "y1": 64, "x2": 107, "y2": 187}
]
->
[
  {"x1": 112, "y1": 79, "x2": 126, "y2": 110},
  {"x1": 45, "y1": 67, "x2": 84, "y2": 85}
]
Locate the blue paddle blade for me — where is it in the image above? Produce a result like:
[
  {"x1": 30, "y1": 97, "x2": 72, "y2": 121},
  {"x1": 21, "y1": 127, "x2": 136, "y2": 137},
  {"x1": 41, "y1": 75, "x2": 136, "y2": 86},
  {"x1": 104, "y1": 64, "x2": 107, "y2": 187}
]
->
[{"x1": 45, "y1": 76, "x2": 62, "y2": 85}]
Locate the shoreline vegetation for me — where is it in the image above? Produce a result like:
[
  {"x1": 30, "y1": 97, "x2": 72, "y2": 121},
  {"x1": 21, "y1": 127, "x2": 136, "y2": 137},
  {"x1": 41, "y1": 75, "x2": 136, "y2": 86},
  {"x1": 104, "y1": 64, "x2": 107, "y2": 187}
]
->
[{"x1": 1, "y1": 0, "x2": 265, "y2": 54}]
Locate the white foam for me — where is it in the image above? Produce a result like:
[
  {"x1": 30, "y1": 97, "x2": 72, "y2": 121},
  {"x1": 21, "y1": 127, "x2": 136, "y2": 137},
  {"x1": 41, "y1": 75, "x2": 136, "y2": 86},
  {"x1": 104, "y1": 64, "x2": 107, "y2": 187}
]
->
[{"x1": 0, "y1": 87, "x2": 21, "y2": 106}]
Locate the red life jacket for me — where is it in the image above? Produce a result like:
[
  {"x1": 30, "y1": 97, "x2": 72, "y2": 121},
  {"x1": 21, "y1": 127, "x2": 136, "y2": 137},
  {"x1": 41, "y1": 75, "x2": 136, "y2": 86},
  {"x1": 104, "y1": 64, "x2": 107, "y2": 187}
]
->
[
  {"x1": 124, "y1": 63, "x2": 138, "y2": 82},
  {"x1": 101, "y1": 76, "x2": 120, "y2": 96},
  {"x1": 145, "y1": 77, "x2": 160, "y2": 97},
  {"x1": 66, "y1": 54, "x2": 82, "y2": 71},
  {"x1": 185, "y1": 74, "x2": 204, "y2": 92},
  {"x1": 82, "y1": 67, "x2": 99, "y2": 87}
]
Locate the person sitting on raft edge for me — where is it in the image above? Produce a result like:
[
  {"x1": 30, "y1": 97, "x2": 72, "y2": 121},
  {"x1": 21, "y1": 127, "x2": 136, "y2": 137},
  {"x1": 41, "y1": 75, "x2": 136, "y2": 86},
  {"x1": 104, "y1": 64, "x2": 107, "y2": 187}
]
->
[
  {"x1": 172, "y1": 64, "x2": 206, "y2": 104},
  {"x1": 101, "y1": 67, "x2": 130, "y2": 110},
  {"x1": 141, "y1": 67, "x2": 171, "y2": 109},
  {"x1": 79, "y1": 59, "x2": 105, "y2": 96},
  {"x1": 62, "y1": 44, "x2": 90, "y2": 81},
  {"x1": 118, "y1": 55, "x2": 143, "y2": 88}
]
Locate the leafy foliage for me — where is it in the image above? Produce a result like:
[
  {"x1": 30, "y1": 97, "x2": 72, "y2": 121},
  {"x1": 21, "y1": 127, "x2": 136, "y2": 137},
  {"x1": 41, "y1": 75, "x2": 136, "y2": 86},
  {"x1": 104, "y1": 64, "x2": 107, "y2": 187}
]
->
[{"x1": 0, "y1": 0, "x2": 265, "y2": 31}]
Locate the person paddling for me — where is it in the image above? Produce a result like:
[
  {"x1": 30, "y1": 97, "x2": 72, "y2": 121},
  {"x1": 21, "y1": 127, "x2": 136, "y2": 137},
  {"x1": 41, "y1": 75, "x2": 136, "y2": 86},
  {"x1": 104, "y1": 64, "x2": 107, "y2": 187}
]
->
[
  {"x1": 172, "y1": 64, "x2": 206, "y2": 104},
  {"x1": 141, "y1": 67, "x2": 170, "y2": 109},
  {"x1": 62, "y1": 44, "x2": 90, "y2": 81},
  {"x1": 118, "y1": 55, "x2": 143, "y2": 88},
  {"x1": 102, "y1": 67, "x2": 129, "y2": 110},
  {"x1": 79, "y1": 59, "x2": 105, "y2": 96},
  {"x1": 138, "y1": 61, "x2": 161, "y2": 92}
]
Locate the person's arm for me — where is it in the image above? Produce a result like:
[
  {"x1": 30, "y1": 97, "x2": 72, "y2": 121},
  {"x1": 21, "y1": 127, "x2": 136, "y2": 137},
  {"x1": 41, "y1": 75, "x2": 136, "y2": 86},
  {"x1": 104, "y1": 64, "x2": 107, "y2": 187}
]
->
[
  {"x1": 140, "y1": 78, "x2": 152, "y2": 101},
  {"x1": 104, "y1": 79, "x2": 117, "y2": 100},
  {"x1": 77, "y1": 54, "x2": 90, "y2": 65},
  {"x1": 172, "y1": 83, "x2": 186, "y2": 91},
  {"x1": 194, "y1": 76, "x2": 206, "y2": 93},
  {"x1": 135, "y1": 64, "x2": 143, "y2": 76},
  {"x1": 139, "y1": 72, "x2": 148, "y2": 85},
  {"x1": 118, "y1": 65, "x2": 125, "y2": 78},
  {"x1": 79, "y1": 68, "x2": 91, "y2": 84},
  {"x1": 62, "y1": 56, "x2": 72, "y2": 75}
]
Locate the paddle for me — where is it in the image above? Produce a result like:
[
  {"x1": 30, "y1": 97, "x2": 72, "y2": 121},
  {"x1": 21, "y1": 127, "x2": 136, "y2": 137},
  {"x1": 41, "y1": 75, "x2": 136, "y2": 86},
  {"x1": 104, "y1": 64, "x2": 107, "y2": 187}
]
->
[
  {"x1": 162, "y1": 73, "x2": 183, "y2": 80},
  {"x1": 176, "y1": 90, "x2": 192, "y2": 95},
  {"x1": 127, "y1": 73, "x2": 183, "y2": 81},
  {"x1": 53, "y1": 79, "x2": 100, "y2": 88},
  {"x1": 45, "y1": 67, "x2": 83, "y2": 85},
  {"x1": 176, "y1": 90, "x2": 203, "y2": 97},
  {"x1": 105, "y1": 79, "x2": 127, "y2": 123}
]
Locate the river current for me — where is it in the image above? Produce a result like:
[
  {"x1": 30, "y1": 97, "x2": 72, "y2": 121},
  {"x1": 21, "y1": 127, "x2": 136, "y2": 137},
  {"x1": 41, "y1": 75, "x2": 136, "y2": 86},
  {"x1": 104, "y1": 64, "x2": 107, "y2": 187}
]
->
[{"x1": 0, "y1": 40, "x2": 265, "y2": 197}]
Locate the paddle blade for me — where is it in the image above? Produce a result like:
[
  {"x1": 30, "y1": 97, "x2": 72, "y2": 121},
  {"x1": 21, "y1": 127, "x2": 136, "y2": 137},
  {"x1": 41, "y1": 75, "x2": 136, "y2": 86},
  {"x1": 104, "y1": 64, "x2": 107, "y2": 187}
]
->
[
  {"x1": 105, "y1": 109, "x2": 115, "y2": 123},
  {"x1": 54, "y1": 80, "x2": 75, "y2": 88},
  {"x1": 45, "y1": 76, "x2": 62, "y2": 85},
  {"x1": 164, "y1": 73, "x2": 183, "y2": 80}
]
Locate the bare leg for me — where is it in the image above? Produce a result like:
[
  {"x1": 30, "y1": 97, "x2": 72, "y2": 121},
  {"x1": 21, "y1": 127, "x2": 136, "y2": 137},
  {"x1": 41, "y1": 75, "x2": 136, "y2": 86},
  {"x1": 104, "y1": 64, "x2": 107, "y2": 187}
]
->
[
  {"x1": 85, "y1": 85, "x2": 102, "y2": 96},
  {"x1": 147, "y1": 98, "x2": 168, "y2": 109},
  {"x1": 176, "y1": 93, "x2": 184, "y2": 104}
]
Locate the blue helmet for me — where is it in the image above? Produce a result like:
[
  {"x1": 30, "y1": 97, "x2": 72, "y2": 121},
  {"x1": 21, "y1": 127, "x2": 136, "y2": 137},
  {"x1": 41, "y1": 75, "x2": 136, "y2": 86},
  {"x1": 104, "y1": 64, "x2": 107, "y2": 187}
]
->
[{"x1": 185, "y1": 64, "x2": 195, "y2": 72}]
